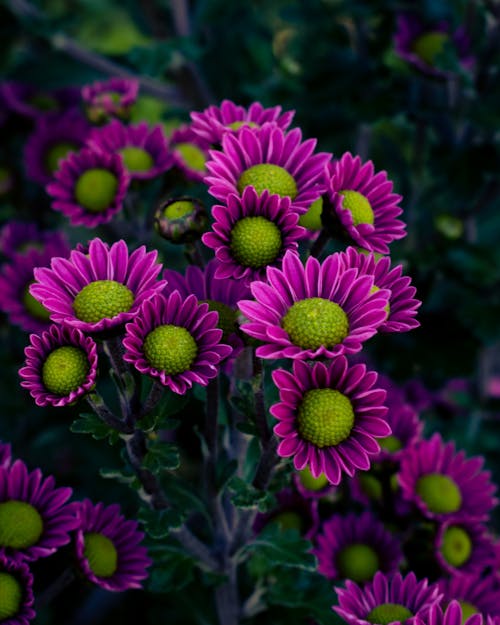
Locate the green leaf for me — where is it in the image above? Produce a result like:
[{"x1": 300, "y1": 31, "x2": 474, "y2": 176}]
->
[
  {"x1": 227, "y1": 476, "x2": 276, "y2": 512},
  {"x1": 99, "y1": 466, "x2": 136, "y2": 486},
  {"x1": 143, "y1": 440, "x2": 180, "y2": 474},
  {"x1": 70, "y1": 413, "x2": 120, "y2": 444},
  {"x1": 138, "y1": 506, "x2": 185, "y2": 539}
]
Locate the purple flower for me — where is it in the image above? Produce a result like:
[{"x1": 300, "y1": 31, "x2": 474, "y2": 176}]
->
[
  {"x1": 0, "y1": 221, "x2": 68, "y2": 259},
  {"x1": 0, "y1": 442, "x2": 12, "y2": 469},
  {"x1": 398, "y1": 433, "x2": 497, "y2": 523},
  {"x1": 315, "y1": 511, "x2": 401, "y2": 584},
  {"x1": 75, "y1": 499, "x2": 151, "y2": 592},
  {"x1": 190, "y1": 99, "x2": 295, "y2": 145},
  {"x1": 0, "y1": 82, "x2": 79, "y2": 119},
  {"x1": 418, "y1": 601, "x2": 484, "y2": 625},
  {"x1": 334, "y1": 571, "x2": 442, "y2": 625},
  {"x1": 81, "y1": 78, "x2": 139, "y2": 123},
  {"x1": 238, "y1": 250, "x2": 390, "y2": 360},
  {"x1": 46, "y1": 147, "x2": 130, "y2": 227},
  {"x1": 24, "y1": 110, "x2": 90, "y2": 185},
  {"x1": 87, "y1": 120, "x2": 174, "y2": 180},
  {"x1": 123, "y1": 291, "x2": 232, "y2": 394},
  {"x1": 438, "y1": 575, "x2": 500, "y2": 620},
  {"x1": 339, "y1": 246, "x2": 421, "y2": 333},
  {"x1": 394, "y1": 13, "x2": 474, "y2": 79},
  {"x1": 0, "y1": 554, "x2": 35, "y2": 625},
  {"x1": 326, "y1": 152, "x2": 406, "y2": 254},
  {"x1": 202, "y1": 187, "x2": 305, "y2": 282},
  {"x1": 170, "y1": 124, "x2": 211, "y2": 182},
  {"x1": 434, "y1": 519, "x2": 496, "y2": 577},
  {"x1": 19, "y1": 324, "x2": 98, "y2": 407},
  {"x1": 253, "y1": 488, "x2": 319, "y2": 541},
  {"x1": 0, "y1": 459, "x2": 78, "y2": 562},
  {"x1": 205, "y1": 123, "x2": 331, "y2": 214},
  {"x1": 293, "y1": 466, "x2": 337, "y2": 500},
  {"x1": 30, "y1": 238, "x2": 166, "y2": 334},
  {"x1": 270, "y1": 357, "x2": 390, "y2": 485}
]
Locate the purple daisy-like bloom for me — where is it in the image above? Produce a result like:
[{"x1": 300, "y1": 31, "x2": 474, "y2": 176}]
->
[
  {"x1": 24, "y1": 111, "x2": 90, "y2": 185},
  {"x1": 394, "y1": 13, "x2": 474, "y2": 79},
  {"x1": 438, "y1": 575, "x2": 500, "y2": 619},
  {"x1": 398, "y1": 433, "x2": 497, "y2": 523},
  {"x1": 0, "y1": 242, "x2": 70, "y2": 334},
  {"x1": 253, "y1": 488, "x2": 320, "y2": 541},
  {"x1": 30, "y1": 238, "x2": 165, "y2": 334},
  {"x1": 0, "y1": 554, "x2": 36, "y2": 625},
  {"x1": 327, "y1": 152, "x2": 406, "y2": 254},
  {"x1": 46, "y1": 147, "x2": 130, "y2": 227},
  {"x1": 190, "y1": 99, "x2": 295, "y2": 146},
  {"x1": 87, "y1": 119, "x2": 174, "y2": 180},
  {"x1": 270, "y1": 357, "x2": 390, "y2": 485},
  {"x1": 123, "y1": 291, "x2": 232, "y2": 394},
  {"x1": 339, "y1": 246, "x2": 421, "y2": 333},
  {"x1": 205, "y1": 123, "x2": 331, "y2": 215},
  {"x1": 170, "y1": 124, "x2": 211, "y2": 182},
  {"x1": 434, "y1": 519, "x2": 496, "y2": 578},
  {"x1": 0, "y1": 82, "x2": 79, "y2": 119},
  {"x1": 238, "y1": 250, "x2": 390, "y2": 360},
  {"x1": 334, "y1": 571, "x2": 442, "y2": 625},
  {"x1": 19, "y1": 324, "x2": 98, "y2": 407},
  {"x1": 82, "y1": 77, "x2": 139, "y2": 123},
  {"x1": 0, "y1": 221, "x2": 69, "y2": 259},
  {"x1": 314, "y1": 511, "x2": 402, "y2": 583},
  {"x1": 417, "y1": 601, "x2": 484, "y2": 625},
  {"x1": 202, "y1": 187, "x2": 306, "y2": 282},
  {"x1": 0, "y1": 459, "x2": 78, "y2": 562},
  {"x1": 74, "y1": 499, "x2": 151, "y2": 592},
  {"x1": 293, "y1": 466, "x2": 338, "y2": 500},
  {"x1": 0, "y1": 442, "x2": 12, "y2": 469}
]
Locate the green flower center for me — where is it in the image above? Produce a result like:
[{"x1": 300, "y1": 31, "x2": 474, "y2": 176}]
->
[
  {"x1": 379, "y1": 435, "x2": 402, "y2": 453},
  {"x1": 366, "y1": 603, "x2": 413, "y2": 625},
  {"x1": 230, "y1": 216, "x2": 282, "y2": 268},
  {"x1": 119, "y1": 147, "x2": 154, "y2": 173},
  {"x1": 29, "y1": 93, "x2": 58, "y2": 112},
  {"x1": 83, "y1": 532, "x2": 118, "y2": 578},
  {"x1": 337, "y1": 543, "x2": 380, "y2": 583},
  {"x1": 46, "y1": 142, "x2": 78, "y2": 174},
  {"x1": 412, "y1": 32, "x2": 449, "y2": 65},
  {"x1": 297, "y1": 388, "x2": 354, "y2": 448},
  {"x1": 42, "y1": 346, "x2": 89, "y2": 396},
  {"x1": 298, "y1": 466, "x2": 329, "y2": 491},
  {"x1": 163, "y1": 200, "x2": 195, "y2": 220},
  {"x1": 74, "y1": 168, "x2": 119, "y2": 213},
  {"x1": 359, "y1": 473, "x2": 383, "y2": 500},
  {"x1": 143, "y1": 325, "x2": 198, "y2": 375},
  {"x1": 272, "y1": 511, "x2": 303, "y2": 532},
  {"x1": 23, "y1": 283, "x2": 51, "y2": 321},
  {"x1": 339, "y1": 190, "x2": 374, "y2": 226},
  {"x1": 237, "y1": 164, "x2": 297, "y2": 199},
  {"x1": 441, "y1": 525, "x2": 472, "y2": 568},
  {"x1": 0, "y1": 572, "x2": 22, "y2": 621},
  {"x1": 298, "y1": 197, "x2": 323, "y2": 231},
  {"x1": 97, "y1": 91, "x2": 122, "y2": 105},
  {"x1": 200, "y1": 300, "x2": 237, "y2": 341},
  {"x1": 0, "y1": 500, "x2": 43, "y2": 549},
  {"x1": 458, "y1": 601, "x2": 478, "y2": 622},
  {"x1": 73, "y1": 280, "x2": 134, "y2": 324},
  {"x1": 227, "y1": 121, "x2": 259, "y2": 131},
  {"x1": 174, "y1": 143, "x2": 206, "y2": 172},
  {"x1": 416, "y1": 473, "x2": 462, "y2": 514},
  {"x1": 282, "y1": 297, "x2": 349, "y2": 350}
]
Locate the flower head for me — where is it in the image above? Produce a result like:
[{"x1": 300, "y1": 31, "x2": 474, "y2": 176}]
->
[
  {"x1": 239, "y1": 250, "x2": 390, "y2": 360},
  {"x1": 326, "y1": 153, "x2": 405, "y2": 254},
  {"x1": 438, "y1": 575, "x2": 500, "y2": 620},
  {"x1": 75, "y1": 499, "x2": 151, "y2": 591},
  {"x1": 270, "y1": 357, "x2": 390, "y2": 485},
  {"x1": 19, "y1": 324, "x2": 98, "y2": 407},
  {"x1": 170, "y1": 124, "x2": 211, "y2": 182},
  {"x1": 434, "y1": 519, "x2": 496, "y2": 577},
  {"x1": 0, "y1": 222, "x2": 68, "y2": 259},
  {"x1": 0, "y1": 554, "x2": 35, "y2": 625},
  {"x1": 1, "y1": 82, "x2": 79, "y2": 119},
  {"x1": 30, "y1": 238, "x2": 166, "y2": 334},
  {"x1": 81, "y1": 78, "x2": 139, "y2": 123},
  {"x1": 123, "y1": 291, "x2": 232, "y2": 394},
  {"x1": 418, "y1": 600, "x2": 484, "y2": 625}
]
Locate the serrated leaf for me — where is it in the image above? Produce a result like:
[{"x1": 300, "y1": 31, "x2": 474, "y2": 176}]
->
[
  {"x1": 143, "y1": 440, "x2": 180, "y2": 474},
  {"x1": 70, "y1": 413, "x2": 120, "y2": 444},
  {"x1": 227, "y1": 476, "x2": 275, "y2": 511},
  {"x1": 138, "y1": 506, "x2": 185, "y2": 539}
]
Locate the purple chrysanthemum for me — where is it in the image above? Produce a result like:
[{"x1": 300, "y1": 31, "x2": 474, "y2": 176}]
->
[
  {"x1": 46, "y1": 147, "x2": 130, "y2": 227},
  {"x1": 334, "y1": 571, "x2": 442, "y2": 625},
  {"x1": 0, "y1": 242, "x2": 70, "y2": 333},
  {"x1": 293, "y1": 466, "x2": 337, "y2": 500},
  {"x1": 202, "y1": 187, "x2": 305, "y2": 282},
  {"x1": 75, "y1": 499, "x2": 151, "y2": 592},
  {"x1": 327, "y1": 152, "x2": 406, "y2": 254},
  {"x1": 170, "y1": 124, "x2": 211, "y2": 182},
  {"x1": 0, "y1": 459, "x2": 78, "y2": 562},
  {"x1": 30, "y1": 238, "x2": 166, "y2": 334},
  {"x1": 24, "y1": 110, "x2": 90, "y2": 185},
  {"x1": 238, "y1": 250, "x2": 390, "y2": 360},
  {"x1": 394, "y1": 13, "x2": 475, "y2": 79},
  {"x1": 205, "y1": 123, "x2": 331, "y2": 214},
  {"x1": 314, "y1": 511, "x2": 402, "y2": 583},
  {"x1": 81, "y1": 77, "x2": 139, "y2": 123},
  {"x1": 434, "y1": 519, "x2": 496, "y2": 577},
  {"x1": 0, "y1": 554, "x2": 35, "y2": 625},
  {"x1": 123, "y1": 291, "x2": 232, "y2": 394},
  {"x1": 0, "y1": 442, "x2": 12, "y2": 469},
  {"x1": 0, "y1": 82, "x2": 79, "y2": 119},
  {"x1": 19, "y1": 324, "x2": 98, "y2": 407},
  {"x1": 253, "y1": 488, "x2": 320, "y2": 541},
  {"x1": 339, "y1": 246, "x2": 421, "y2": 333},
  {"x1": 398, "y1": 433, "x2": 497, "y2": 523},
  {"x1": 270, "y1": 357, "x2": 390, "y2": 485},
  {"x1": 190, "y1": 99, "x2": 295, "y2": 146},
  {"x1": 417, "y1": 601, "x2": 484, "y2": 625},
  {"x1": 87, "y1": 120, "x2": 174, "y2": 180},
  {"x1": 438, "y1": 575, "x2": 500, "y2": 620},
  {"x1": 0, "y1": 221, "x2": 68, "y2": 259}
]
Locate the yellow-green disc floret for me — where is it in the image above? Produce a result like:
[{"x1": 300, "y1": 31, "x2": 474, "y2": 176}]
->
[
  {"x1": 412, "y1": 32, "x2": 449, "y2": 65},
  {"x1": 230, "y1": 216, "x2": 282, "y2": 268},
  {"x1": 0, "y1": 501, "x2": 44, "y2": 549},
  {"x1": 174, "y1": 143, "x2": 206, "y2": 172},
  {"x1": 237, "y1": 164, "x2": 297, "y2": 199},
  {"x1": 0, "y1": 572, "x2": 22, "y2": 621},
  {"x1": 163, "y1": 200, "x2": 195, "y2": 220},
  {"x1": 42, "y1": 346, "x2": 89, "y2": 396},
  {"x1": 200, "y1": 300, "x2": 237, "y2": 342},
  {"x1": 23, "y1": 284, "x2": 51, "y2": 321},
  {"x1": 143, "y1": 325, "x2": 198, "y2": 375},
  {"x1": 339, "y1": 190, "x2": 374, "y2": 226},
  {"x1": 337, "y1": 543, "x2": 380, "y2": 583},
  {"x1": 73, "y1": 280, "x2": 134, "y2": 324},
  {"x1": 298, "y1": 197, "x2": 323, "y2": 231},
  {"x1": 84, "y1": 532, "x2": 118, "y2": 578},
  {"x1": 74, "y1": 168, "x2": 119, "y2": 213},
  {"x1": 297, "y1": 389, "x2": 355, "y2": 448},
  {"x1": 46, "y1": 142, "x2": 77, "y2": 174},
  {"x1": 119, "y1": 147, "x2": 154, "y2": 173},
  {"x1": 441, "y1": 525, "x2": 472, "y2": 568},
  {"x1": 298, "y1": 466, "x2": 329, "y2": 491},
  {"x1": 416, "y1": 473, "x2": 462, "y2": 514},
  {"x1": 366, "y1": 603, "x2": 413, "y2": 625}
]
